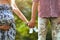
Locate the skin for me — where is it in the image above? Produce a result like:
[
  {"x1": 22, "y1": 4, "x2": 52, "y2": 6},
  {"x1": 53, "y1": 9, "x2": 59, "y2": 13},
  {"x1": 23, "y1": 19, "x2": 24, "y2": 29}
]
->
[
  {"x1": 0, "y1": 0, "x2": 28, "y2": 30},
  {"x1": 28, "y1": 1, "x2": 39, "y2": 28}
]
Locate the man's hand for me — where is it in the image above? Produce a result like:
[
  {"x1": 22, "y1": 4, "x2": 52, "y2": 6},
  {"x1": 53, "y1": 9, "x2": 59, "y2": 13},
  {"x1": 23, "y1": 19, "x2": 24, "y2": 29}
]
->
[
  {"x1": 28, "y1": 0, "x2": 38, "y2": 28},
  {"x1": 28, "y1": 19, "x2": 36, "y2": 28}
]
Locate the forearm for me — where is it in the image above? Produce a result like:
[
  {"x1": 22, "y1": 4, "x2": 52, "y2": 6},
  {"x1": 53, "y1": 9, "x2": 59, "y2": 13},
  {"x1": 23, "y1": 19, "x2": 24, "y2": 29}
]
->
[
  {"x1": 12, "y1": 5, "x2": 28, "y2": 23},
  {"x1": 13, "y1": 9, "x2": 28, "y2": 23},
  {"x1": 31, "y1": 1, "x2": 38, "y2": 21}
]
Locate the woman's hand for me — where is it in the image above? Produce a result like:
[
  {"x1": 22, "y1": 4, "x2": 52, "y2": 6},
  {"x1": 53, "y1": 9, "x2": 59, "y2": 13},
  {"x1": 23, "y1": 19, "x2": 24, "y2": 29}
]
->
[{"x1": 0, "y1": 25, "x2": 10, "y2": 31}]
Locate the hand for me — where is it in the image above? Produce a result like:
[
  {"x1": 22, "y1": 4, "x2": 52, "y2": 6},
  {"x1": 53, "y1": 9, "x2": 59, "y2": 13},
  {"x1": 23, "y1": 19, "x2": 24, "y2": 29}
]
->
[
  {"x1": 0, "y1": 25, "x2": 10, "y2": 31},
  {"x1": 28, "y1": 19, "x2": 36, "y2": 28}
]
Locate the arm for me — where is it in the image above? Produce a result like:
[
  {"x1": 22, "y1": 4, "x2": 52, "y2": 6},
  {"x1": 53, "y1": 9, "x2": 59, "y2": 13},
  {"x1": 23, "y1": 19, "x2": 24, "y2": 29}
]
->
[
  {"x1": 11, "y1": 0, "x2": 28, "y2": 23},
  {"x1": 31, "y1": 0, "x2": 39, "y2": 21},
  {"x1": 28, "y1": 0, "x2": 39, "y2": 27}
]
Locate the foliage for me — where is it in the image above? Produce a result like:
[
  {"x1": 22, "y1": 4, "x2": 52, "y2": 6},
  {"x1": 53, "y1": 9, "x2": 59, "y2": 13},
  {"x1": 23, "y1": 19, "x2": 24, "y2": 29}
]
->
[{"x1": 14, "y1": 0, "x2": 38, "y2": 40}]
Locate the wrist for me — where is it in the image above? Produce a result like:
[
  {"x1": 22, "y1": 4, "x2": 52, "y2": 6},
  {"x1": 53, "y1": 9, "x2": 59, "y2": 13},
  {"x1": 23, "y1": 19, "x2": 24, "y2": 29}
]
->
[{"x1": 31, "y1": 19, "x2": 36, "y2": 22}]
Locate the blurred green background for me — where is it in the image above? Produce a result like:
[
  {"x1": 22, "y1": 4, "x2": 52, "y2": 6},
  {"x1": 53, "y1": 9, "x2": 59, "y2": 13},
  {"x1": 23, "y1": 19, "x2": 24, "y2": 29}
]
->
[
  {"x1": 14, "y1": 0, "x2": 52, "y2": 40},
  {"x1": 15, "y1": 0, "x2": 38, "y2": 40}
]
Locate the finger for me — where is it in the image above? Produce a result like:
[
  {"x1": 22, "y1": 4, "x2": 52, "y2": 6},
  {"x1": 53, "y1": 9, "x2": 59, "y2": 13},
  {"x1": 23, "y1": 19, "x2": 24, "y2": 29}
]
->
[{"x1": 29, "y1": 26, "x2": 34, "y2": 28}]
